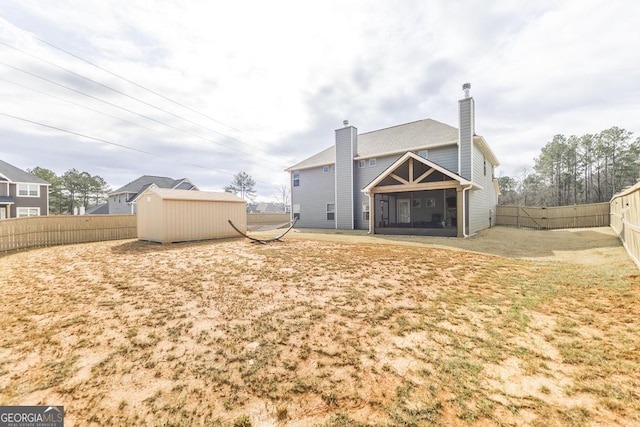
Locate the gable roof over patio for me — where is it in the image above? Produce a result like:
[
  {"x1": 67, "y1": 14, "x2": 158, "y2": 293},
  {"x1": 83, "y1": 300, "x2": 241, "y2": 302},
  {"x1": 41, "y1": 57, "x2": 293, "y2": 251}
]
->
[{"x1": 362, "y1": 152, "x2": 474, "y2": 195}]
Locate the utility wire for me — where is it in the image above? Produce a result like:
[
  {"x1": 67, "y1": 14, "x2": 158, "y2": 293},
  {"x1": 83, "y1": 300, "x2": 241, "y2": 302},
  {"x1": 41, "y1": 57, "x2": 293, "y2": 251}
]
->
[
  {"x1": 0, "y1": 111, "x2": 284, "y2": 189},
  {"x1": 0, "y1": 39, "x2": 291, "y2": 171},
  {"x1": 0, "y1": 61, "x2": 251, "y2": 157},
  {"x1": 33, "y1": 36, "x2": 283, "y2": 152},
  {"x1": 0, "y1": 39, "x2": 282, "y2": 158},
  {"x1": 0, "y1": 111, "x2": 210, "y2": 170},
  {"x1": 0, "y1": 77, "x2": 160, "y2": 134}
]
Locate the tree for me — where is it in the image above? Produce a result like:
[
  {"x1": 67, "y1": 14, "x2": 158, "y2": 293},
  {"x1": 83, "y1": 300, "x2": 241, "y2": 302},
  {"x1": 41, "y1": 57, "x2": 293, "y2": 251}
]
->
[
  {"x1": 28, "y1": 167, "x2": 66, "y2": 214},
  {"x1": 501, "y1": 126, "x2": 637, "y2": 207},
  {"x1": 276, "y1": 183, "x2": 290, "y2": 211},
  {"x1": 61, "y1": 169, "x2": 84, "y2": 213},
  {"x1": 224, "y1": 171, "x2": 256, "y2": 201}
]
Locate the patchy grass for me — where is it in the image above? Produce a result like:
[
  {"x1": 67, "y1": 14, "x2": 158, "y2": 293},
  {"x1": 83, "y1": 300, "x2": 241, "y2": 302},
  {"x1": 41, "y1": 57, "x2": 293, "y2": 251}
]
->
[{"x1": 0, "y1": 233, "x2": 639, "y2": 426}]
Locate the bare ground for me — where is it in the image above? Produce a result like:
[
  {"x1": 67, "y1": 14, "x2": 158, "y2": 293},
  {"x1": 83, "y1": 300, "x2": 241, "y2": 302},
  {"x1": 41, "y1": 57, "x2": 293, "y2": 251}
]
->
[{"x1": 0, "y1": 226, "x2": 638, "y2": 426}]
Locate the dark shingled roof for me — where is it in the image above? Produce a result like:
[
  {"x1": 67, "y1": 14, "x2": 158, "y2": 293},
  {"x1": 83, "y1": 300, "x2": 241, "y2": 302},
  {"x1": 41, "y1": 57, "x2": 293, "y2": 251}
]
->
[
  {"x1": 0, "y1": 159, "x2": 50, "y2": 184},
  {"x1": 110, "y1": 175, "x2": 196, "y2": 197}
]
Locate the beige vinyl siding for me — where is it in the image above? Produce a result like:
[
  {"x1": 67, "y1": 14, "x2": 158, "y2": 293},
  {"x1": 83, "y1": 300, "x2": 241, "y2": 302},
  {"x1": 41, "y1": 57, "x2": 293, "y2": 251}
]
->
[{"x1": 137, "y1": 188, "x2": 246, "y2": 243}]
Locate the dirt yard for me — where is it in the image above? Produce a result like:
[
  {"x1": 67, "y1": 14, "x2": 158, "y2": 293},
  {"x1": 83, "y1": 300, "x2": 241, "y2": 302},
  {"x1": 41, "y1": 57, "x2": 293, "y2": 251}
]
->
[{"x1": 0, "y1": 226, "x2": 638, "y2": 426}]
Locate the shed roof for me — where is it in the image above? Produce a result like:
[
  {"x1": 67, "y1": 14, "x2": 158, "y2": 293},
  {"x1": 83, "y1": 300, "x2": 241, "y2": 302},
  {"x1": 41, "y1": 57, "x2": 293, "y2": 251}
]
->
[{"x1": 145, "y1": 188, "x2": 246, "y2": 203}]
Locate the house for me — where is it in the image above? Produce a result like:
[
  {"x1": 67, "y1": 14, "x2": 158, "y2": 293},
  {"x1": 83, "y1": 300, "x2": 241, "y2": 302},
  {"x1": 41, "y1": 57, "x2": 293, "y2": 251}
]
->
[
  {"x1": 285, "y1": 84, "x2": 500, "y2": 237},
  {"x1": 107, "y1": 175, "x2": 198, "y2": 214},
  {"x1": 0, "y1": 159, "x2": 50, "y2": 219},
  {"x1": 249, "y1": 202, "x2": 287, "y2": 214}
]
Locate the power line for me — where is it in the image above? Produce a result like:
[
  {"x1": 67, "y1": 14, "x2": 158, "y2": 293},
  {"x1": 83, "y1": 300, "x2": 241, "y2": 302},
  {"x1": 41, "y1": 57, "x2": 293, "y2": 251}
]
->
[
  {"x1": 33, "y1": 36, "x2": 283, "y2": 152},
  {"x1": 0, "y1": 111, "x2": 208, "y2": 169},
  {"x1": 0, "y1": 61, "x2": 251, "y2": 157},
  {"x1": 0, "y1": 39, "x2": 282, "y2": 158},
  {"x1": 0, "y1": 111, "x2": 286, "y2": 190},
  {"x1": 0, "y1": 77, "x2": 160, "y2": 134},
  {"x1": 0, "y1": 39, "x2": 292, "y2": 171}
]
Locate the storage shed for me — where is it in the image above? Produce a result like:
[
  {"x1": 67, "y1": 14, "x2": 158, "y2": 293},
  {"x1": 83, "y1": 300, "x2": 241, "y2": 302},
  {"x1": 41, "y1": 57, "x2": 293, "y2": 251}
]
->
[{"x1": 137, "y1": 187, "x2": 246, "y2": 243}]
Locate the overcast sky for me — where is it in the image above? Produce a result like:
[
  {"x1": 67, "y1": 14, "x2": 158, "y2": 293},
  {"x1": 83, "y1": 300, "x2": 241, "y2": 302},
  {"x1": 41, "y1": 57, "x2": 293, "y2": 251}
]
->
[{"x1": 1, "y1": 1, "x2": 638, "y2": 201}]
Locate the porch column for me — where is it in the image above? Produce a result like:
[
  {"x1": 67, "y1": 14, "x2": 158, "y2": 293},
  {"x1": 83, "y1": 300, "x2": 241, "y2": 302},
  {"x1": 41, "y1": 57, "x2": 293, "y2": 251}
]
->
[{"x1": 456, "y1": 187, "x2": 464, "y2": 238}]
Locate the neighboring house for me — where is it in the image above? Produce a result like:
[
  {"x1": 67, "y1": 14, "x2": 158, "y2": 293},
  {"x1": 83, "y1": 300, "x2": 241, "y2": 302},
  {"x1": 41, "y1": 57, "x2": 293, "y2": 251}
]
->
[
  {"x1": 249, "y1": 202, "x2": 287, "y2": 214},
  {"x1": 285, "y1": 84, "x2": 500, "y2": 237},
  {"x1": 107, "y1": 175, "x2": 198, "y2": 214},
  {"x1": 0, "y1": 159, "x2": 50, "y2": 219}
]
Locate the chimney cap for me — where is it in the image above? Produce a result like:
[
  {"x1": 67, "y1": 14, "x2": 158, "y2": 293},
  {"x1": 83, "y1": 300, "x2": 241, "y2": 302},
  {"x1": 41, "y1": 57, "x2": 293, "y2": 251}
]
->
[
  {"x1": 462, "y1": 82, "x2": 471, "y2": 98},
  {"x1": 343, "y1": 120, "x2": 349, "y2": 127}
]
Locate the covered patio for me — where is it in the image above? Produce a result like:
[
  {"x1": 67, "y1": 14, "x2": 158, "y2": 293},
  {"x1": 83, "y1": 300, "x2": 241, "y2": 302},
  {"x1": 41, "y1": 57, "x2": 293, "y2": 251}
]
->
[{"x1": 363, "y1": 152, "x2": 472, "y2": 237}]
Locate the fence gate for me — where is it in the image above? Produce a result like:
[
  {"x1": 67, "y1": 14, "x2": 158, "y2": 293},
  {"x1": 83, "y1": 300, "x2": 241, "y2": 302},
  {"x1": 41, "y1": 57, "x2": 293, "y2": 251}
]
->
[{"x1": 495, "y1": 203, "x2": 610, "y2": 230}]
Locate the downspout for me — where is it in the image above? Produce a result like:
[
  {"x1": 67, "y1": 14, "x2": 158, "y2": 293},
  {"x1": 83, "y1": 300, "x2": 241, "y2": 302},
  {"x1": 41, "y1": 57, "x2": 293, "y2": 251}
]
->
[
  {"x1": 367, "y1": 191, "x2": 373, "y2": 234},
  {"x1": 462, "y1": 184, "x2": 472, "y2": 237}
]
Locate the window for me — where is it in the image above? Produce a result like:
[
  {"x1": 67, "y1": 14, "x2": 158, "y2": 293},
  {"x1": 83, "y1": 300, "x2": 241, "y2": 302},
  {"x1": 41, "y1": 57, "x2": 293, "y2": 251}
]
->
[
  {"x1": 293, "y1": 204, "x2": 300, "y2": 220},
  {"x1": 362, "y1": 201, "x2": 370, "y2": 221},
  {"x1": 18, "y1": 184, "x2": 39, "y2": 197},
  {"x1": 483, "y1": 156, "x2": 487, "y2": 176},
  {"x1": 369, "y1": 158, "x2": 376, "y2": 167},
  {"x1": 323, "y1": 166, "x2": 330, "y2": 173},
  {"x1": 358, "y1": 160, "x2": 366, "y2": 168},
  {"x1": 17, "y1": 207, "x2": 40, "y2": 217},
  {"x1": 293, "y1": 171, "x2": 300, "y2": 187},
  {"x1": 326, "y1": 203, "x2": 335, "y2": 221},
  {"x1": 418, "y1": 150, "x2": 428, "y2": 159}
]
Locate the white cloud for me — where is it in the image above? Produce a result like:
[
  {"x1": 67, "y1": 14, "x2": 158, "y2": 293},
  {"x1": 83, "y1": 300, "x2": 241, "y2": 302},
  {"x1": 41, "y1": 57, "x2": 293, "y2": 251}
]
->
[{"x1": 0, "y1": 0, "x2": 638, "y2": 198}]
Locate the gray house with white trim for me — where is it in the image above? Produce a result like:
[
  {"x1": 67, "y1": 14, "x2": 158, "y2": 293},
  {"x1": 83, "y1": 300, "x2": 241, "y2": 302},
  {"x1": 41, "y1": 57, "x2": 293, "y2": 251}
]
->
[
  {"x1": 286, "y1": 84, "x2": 500, "y2": 237},
  {"x1": 108, "y1": 175, "x2": 198, "y2": 214},
  {"x1": 0, "y1": 159, "x2": 50, "y2": 219}
]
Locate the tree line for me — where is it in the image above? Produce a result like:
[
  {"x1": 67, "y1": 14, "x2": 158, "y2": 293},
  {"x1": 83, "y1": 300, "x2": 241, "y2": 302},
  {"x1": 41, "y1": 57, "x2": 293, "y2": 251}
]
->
[
  {"x1": 499, "y1": 126, "x2": 640, "y2": 206},
  {"x1": 28, "y1": 167, "x2": 111, "y2": 215}
]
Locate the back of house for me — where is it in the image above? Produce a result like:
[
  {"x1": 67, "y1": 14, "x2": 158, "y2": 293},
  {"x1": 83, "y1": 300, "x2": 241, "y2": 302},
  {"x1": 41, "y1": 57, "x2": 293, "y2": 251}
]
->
[{"x1": 285, "y1": 84, "x2": 500, "y2": 237}]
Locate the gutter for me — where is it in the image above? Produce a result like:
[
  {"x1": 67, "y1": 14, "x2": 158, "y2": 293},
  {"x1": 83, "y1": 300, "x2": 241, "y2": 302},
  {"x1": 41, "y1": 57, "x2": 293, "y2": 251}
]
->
[{"x1": 462, "y1": 183, "x2": 473, "y2": 237}]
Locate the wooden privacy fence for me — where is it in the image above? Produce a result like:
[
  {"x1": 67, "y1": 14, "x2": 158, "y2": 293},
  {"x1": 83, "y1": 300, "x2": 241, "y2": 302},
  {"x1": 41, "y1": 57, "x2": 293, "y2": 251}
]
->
[
  {"x1": 0, "y1": 213, "x2": 291, "y2": 254},
  {"x1": 610, "y1": 182, "x2": 640, "y2": 269},
  {"x1": 0, "y1": 215, "x2": 136, "y2": 254},
  {"x1": 496, "y1": 203, "x2": 610, "y2": 230}
]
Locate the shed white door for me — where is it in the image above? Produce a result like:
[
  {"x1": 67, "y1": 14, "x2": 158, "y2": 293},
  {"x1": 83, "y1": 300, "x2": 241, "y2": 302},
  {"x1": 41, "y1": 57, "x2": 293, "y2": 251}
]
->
[{"x1": 397, "y1": 199, "x2": 410, "y2": 223}]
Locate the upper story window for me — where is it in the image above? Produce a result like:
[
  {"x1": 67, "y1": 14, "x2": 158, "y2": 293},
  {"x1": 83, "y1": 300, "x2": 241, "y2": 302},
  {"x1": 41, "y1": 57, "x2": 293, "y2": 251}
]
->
[
  {"x1": 358, "y1": 160, "x2": 366, "y2": 168},
  {"x1": 323, "y1": 166, "x2": 330, "y2": 173},
  {"x1": 418, "y1": 150, "x2": 428, "y2": 159},
  {"x1": 369, "y1": 158, "x2": 377, "y2": 167},
  {"x1": 483, "y1": 156, "x2": 487, "y2": 176},
  {"x1": 18, "y1": 183, "x2": 39, "y2": 197},
  {"x1": 292, "y1": 171, "x2": 300, "y2": 187}
]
